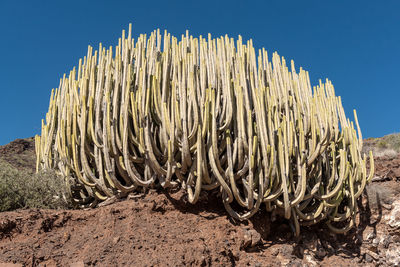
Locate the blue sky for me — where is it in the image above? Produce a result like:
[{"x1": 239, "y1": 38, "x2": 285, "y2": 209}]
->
[{"x1": 0, "y1": 0, "x2": 399, "y2": 145}]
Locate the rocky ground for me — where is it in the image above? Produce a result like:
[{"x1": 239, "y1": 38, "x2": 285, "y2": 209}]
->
[{"x1": 1, "y1": 138, "x2": 400, "y2": 267}]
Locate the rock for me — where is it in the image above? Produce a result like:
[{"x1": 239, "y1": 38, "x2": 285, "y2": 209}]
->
[
  {"x1": 279, "y1": 244, "x2": 294, "y2": 258},
  {"x1": 371, "y1": 237, "x2": 380, "y2": 248},
  {"x1": 365, "y1": 253, "x2": 373, "y2": 263},
  {"x1": 363, "y1": 229, "x2": 376, "y2": 241},
  {"x1": 240, "y1": 229, "x2": 261, "y2": 249},
  {"x1": 380, "y1": 235, "x2": 392, "y2": 248},
  {"x1": 270, "y1": 247, "x2": 279, "y2": 256},
  {"x1": 366, "y1": 250, "x2": 379, "y2": 261},
  {"x1": 240, "y1": 230, "x2": 252, "y2": 249},
  {"x1": 387, "y1": 200, "x2": 400, "y2": 229},
  {"x1": 385, "y1": 245, "x2": 400, "y2": 266},
  {"x1": 249, "y1": 229, "x2": 261, "y2": 247},
  {"x1": 304, "y1": 254, "x2": 319, "y2": 267}
]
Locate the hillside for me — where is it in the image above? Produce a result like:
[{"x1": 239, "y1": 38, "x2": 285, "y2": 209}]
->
[
  {"x1": 0, "y1": 138, "x2": 36, "y2": 173},
  {"x1": 0, "y1": 136, "x2": 400, "y2": 266}
]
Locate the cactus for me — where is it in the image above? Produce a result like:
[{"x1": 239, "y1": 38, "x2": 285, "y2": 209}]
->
[{"x1": 36, "y1": 24, "x2": 374, "y2": 235}]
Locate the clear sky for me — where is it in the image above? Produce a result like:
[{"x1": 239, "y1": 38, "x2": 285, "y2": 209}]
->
[{"x1": 0, "y1": 0, "x2": 399, "y2": 145}]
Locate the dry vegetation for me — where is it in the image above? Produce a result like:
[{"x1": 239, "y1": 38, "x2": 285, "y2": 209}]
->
[
  {"x1": 0, "y1": 159, "x2": 72, "y2": 212},
  {"x1": 0, "y1": 139, "x2": 72, "y2": 212},
  {"x1": 363, "y1": 133, "x2": 400, "y2": 158}
]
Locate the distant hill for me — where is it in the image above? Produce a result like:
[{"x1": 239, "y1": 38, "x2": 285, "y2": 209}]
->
[
  {"x1": 363, "y1": 133, "x2": 400, "y2": 157},
  {"x1": 0, "y1": 137, "x2": 36, "y2": 172}
]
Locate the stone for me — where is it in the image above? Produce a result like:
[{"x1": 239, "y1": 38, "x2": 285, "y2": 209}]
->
[
  {"x1": 270, "y1": 247, "x2": 279, "y2": 256},
  {"x1": 363, "y1": 229, "x2": 376, "y2": 241},
  {"x1": 304, "y1": 254, "x2": 319, "y2": 267},
  {"x1": 240, "y1": 230, "x2": 252, "y2": 249},
  {"x1": 387, "y1": 200, "x2": 400, "y2": 229},
  {"x1": 372, "y1": 237, "x2": 380, "y2": 248},
  {"x1": 365, "y1": 253, "x2": 373, "y2": 263},
  {"x1": 367, "y1": 250, "x2": 379, "y2": 261},
  {"x1": 240, "y1": 229, "x2": 261, "y2": 249},
  {"x1": 249, "y1": 229, "x2": 261, "y2": 247},
  {"x1": 279, "y1": 244, "x2": 294, "y2": 258},
  {"x1": 380, "y1": 235, "x2": 392, "y2": 249}
]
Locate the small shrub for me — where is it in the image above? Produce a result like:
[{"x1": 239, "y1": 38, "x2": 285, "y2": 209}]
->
[
  {"x1": 382, "y1": 133, "x2": 400, "y2": 152},
  {"x1": 373, "y1": 148, "x2": 398, "y2": 158},
  {"x1": 0, "y1": 159, "x2": 72, "y2": 212},
  {"x1": 377, "y1": 140, "x2": 388, "y2": 149}
]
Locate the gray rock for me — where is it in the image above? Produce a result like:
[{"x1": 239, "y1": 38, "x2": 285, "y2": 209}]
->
[
  {"x1": 365, "y1": 253, "x2": 373, "y2": 263},
  {"x1": 364, "y1": 229, "x2": 376, "y2": 241},
  {"x1": 367, "y1": 250, "x2": 379, "y2": 261},
  {"x1": 372, "y1": 237, "x2": 380, "y2": 248},
  {"x1": 380, "y1": 235, "x2": 392, "y2": 248}
]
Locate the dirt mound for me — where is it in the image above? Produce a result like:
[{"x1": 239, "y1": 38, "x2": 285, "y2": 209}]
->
[{"x1": 1, "y1": 139, "x2": 400, "y2": 266}]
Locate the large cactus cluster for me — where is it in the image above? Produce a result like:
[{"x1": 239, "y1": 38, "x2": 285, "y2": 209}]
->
[{"x1": 36, "y1": 25, "x2": 374, "y2": 235}]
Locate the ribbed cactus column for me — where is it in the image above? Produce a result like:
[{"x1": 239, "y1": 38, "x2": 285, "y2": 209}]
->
[{"x1": 36, "y1": 24, "x2": 374, "y2": 235}]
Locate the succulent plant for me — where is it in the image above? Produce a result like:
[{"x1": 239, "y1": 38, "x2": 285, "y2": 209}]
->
[{"x1": 36, "y1": 24, "x2": 374, "y2": 235}]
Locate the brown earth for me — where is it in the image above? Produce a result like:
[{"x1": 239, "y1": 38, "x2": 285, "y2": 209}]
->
[{"x1": 1, "y1": 138, "x2": 400, "y2": 267}]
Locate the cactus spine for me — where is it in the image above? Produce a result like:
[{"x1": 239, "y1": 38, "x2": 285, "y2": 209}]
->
[{"x1": 36, "y1": 24, "x2": 374, "y2": 235}]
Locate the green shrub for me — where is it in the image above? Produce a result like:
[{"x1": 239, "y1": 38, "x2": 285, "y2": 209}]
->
[
  {"x1": 382, "y1": 133, "x2": 400, "y2": 152},
  {"x1": 0, "y1": 159, "x2": 72, "y2": 212},
  {"x1": 377, "y1": 140, "x2": 388, "y2": 149}
]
